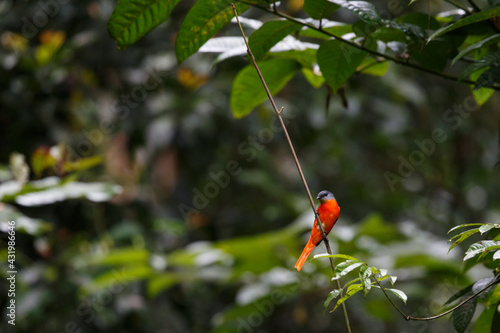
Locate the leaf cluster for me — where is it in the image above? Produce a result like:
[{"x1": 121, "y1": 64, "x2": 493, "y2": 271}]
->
[
  {"x1": 108, "y1": 0, "x2": 500, "y2": 117},
  {"x1": 315, "y1": 254, "x2": 407, "y2": 313},
  {"x1": 446, "y1": 222, "x2": 500, "y2": 332}
]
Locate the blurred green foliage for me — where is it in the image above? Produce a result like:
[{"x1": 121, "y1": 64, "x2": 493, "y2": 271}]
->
[{"x1": 1, "y1": 1, "x2": 500, "y2": 333}]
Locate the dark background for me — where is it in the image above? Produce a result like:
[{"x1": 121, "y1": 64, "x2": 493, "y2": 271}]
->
[{"x1": 1, "y1": 0, "x2": 499, "y2": 332}]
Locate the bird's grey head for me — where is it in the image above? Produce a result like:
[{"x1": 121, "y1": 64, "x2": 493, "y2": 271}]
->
[{"x1": 317, "y1": 190, "x2": 336, "y2": 203}]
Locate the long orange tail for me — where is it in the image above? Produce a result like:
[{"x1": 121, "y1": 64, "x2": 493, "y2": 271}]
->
[{"x1": 294, "y1": 240, "x2": 316, "y2": 271}]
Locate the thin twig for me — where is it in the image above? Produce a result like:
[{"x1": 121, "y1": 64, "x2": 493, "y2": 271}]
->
[
  {"x1": 240, "y1": 1, "x2": 500, "y2": 91},
  {"x1": 375, "y1": 274, "x2": 500, "y2": 321},
  {"x1": 231, "y1": 4, "x2": 352, "y2": 333},
  {"x1": 373, "y1": 278, "x2": 408, "y2": 319},
  {"x1": 408, "y1": 277, "x2": 498, "y2": 321}
]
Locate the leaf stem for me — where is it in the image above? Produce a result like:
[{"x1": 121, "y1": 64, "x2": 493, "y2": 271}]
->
[
  {"x1": 375, "y1": 274, "x2": 500, "y2": 321},
  {"x1": 373, "y1": 278, "x2": 408, "y2": 319},
  {"x1": 231, "y1": 4, "x2": 351, "y2": 333}
]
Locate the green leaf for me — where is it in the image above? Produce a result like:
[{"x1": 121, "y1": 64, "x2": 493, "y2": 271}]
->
[
  {"x1": 324, "y1": 289, "x2": 342, "y2": 312},
  {"x1": 147, "y1": 273, "x2": 179, "y2": 297},
  {"x1": 493, "y1": 300, "x2": 500, "y2": 332},
  {"x1": 230, "y1": 59, "x2": 300, "y2": 118},
  {"x1": 300, "y1": 23, "x2": 352, "y2": 40},
  {"x1": 448, "y1": 228, "x2": 481, "y2": 253},
  {"x1": 428, "y1": 7, "x2": 500, "y2": 42},
  {"x1": 452, "y1": 293, "x2": 477, "y2": 333},
  {"x1": 444, "y1": 284, "x2": 473, "y2": 306},
  {"x1": 370, "y1": 266, "x2": 382, "y2": 275},
  {"x1": 472, "y1": 87, "x2": 494, "y2": 106},
  {"x1": 248, "y1": 19, "x2": 303, "y2": 61},
  {"x1": 175, "y1": 0, "x2": 249, "y2": 63},
  {"x1": 494, "y1": 250, "x2": 500, "y2": 260},
  {"x1": 397, "y1": 12, "x2": 441, "y2": 32},
  {"x1": 268, "y1": 39, "x2": 319, "y2": 57},
  {"x1": 356, "y1": 213, "x2": 403, "y2": 243},
  {"x1": 0, "y1": 204, "x2": 52, "y2": 235},
  {"x1": 332, "y1": 260, "x2": 364, "y2": 280},
  {"x1": 478, "y1": 242, "x2": 500, "y2": 260},
  {"x1": 472, "y1": 277, "x2": 496, "y2": 294},
  {"x1": 486, "y1": 283, "x2": 500, "y2": 307},
  {"x1": 436, "y1": 9, "x2": 466, "y2": 24},
  {"x1": 374, "y1": 269, "x2": 398, "y2": 285},
  {"x1": 361, "y1": 266, "x2": 373, "y2": 294},
  {"x1": 331, "y1": 283, "x2": 363, "y2": 312},
  {"x1": 83, "y1": 248, "x2": 150, "y2": 266},
  {"x1": 475, "y1": 66, "x2": 500, "y2": 89},
  {"x1": 0, "y1": 175, "x2": 120, "y2": 205},
  {"x1": 470, "y1": 302, "x2": 496, "y2": 333},
  {"x1": 14, "y1": 181, "x2": 122, "y2": 207},
  {"x1": 387, "y1": 288, "x2": 407, "y2": 304},
  {"x1": 108, "y1": 0, "x2": 182, "y2": 50},
  {"x1": 313, "y1": 253, "x2": 360, "y2": 261},
  {"x1": 31, "y1": 147, "x2": 55, "y2": 177},
  {"x1": 464, "y1": 240, "x2": 500, "y2": 261},
  {"x1": 198, "y1": 36, "x2": 245, "y2": 53},
  {"x1": 303, "y1": 0, "x2": 340, "y2": 20},
  {"x1": 448, "y1": 223, "x2": 487, "y2": 234},
  {"x1": 328, "y1": 0, "x2": 382, "y2": 24},
  {"x1": 358, "y1": 58, "x2": 389, "y2": 76},
  {"x1": 471, "y1": 69, "x2": 494, "y2": 107},
  {"x1": 272, "y1": 49, "x2": 318, "y2": 69},
  {"x1": 214, "y1": 227, "x2": 298, "y2": 277},
  {"x1": 81, "y1": 264, "x2": 153, "y2": 296},
  {"x1": 385, "y1": 21, "x2": 426, "y2": 41},
  {"x1": 452, "y1": 34, "x2": 500, "y2": 66},
  {"x1": 359, "y1": 265, "x2": 377, "y2": 296},
  {"x1": 408, "y1": 40, "x2": 455, "y2": 72},
  {"x1": 460, "y1": 52, "x2": 500, "y2": 81},
  {"x1": 479, "y1": 223, "x2": 500, "y2": 234},
  {"x1": 64, "y1": 155, "x2": 103, "y2": 173},
  {"x1": 370, "y1": 26, "x2": 408, "y2": 43},
  {"x1": 343, "y1": 277, "x2": 361, "y2": 289},
  {"x1": 317, "y1": 39, "x2": 367, "y2": 93},
  {"x1": 198, "y1": 37, "x2": 247, "y2": 64},
  {"x1": 302, "y1": 67, "x2": 325, "y2": 88}
]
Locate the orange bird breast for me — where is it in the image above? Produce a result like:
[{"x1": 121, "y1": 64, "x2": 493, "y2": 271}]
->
[
  {"x1": 312, "y1": 199, "x2": 340, "y2": 245},
  {"x1": 294, "y1": 195, "x2": 340, "y2": 271}
]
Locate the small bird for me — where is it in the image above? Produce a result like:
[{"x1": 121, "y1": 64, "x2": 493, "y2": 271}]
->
[{"x1": 295, "y1": 190, "x2": 340, "y2": 271}]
